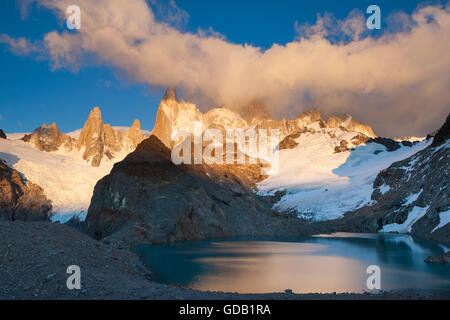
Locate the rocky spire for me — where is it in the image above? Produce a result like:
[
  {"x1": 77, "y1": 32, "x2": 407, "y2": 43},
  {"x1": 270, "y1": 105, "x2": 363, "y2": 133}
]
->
[
  {"x1": 77, "y1": 106, "x2": 122, "y2": 167},
  {"x1": 75, "y1": 107, "x2": 145, "y2": 166},
  {"x1": 77, "y1": 107, "x2": 104, "y2": 150},
  {"x1": 162, "y1": 87, "x2": 178, "y2": 103},
  {"x1": 153, "y1": 88, "x2": 180, "y2": 148},
  {"x1": 0, "y1": 129, "x2": 6, "y2": 139},
  {"x1": 153, "y1": 87, "x2": 204, "y2": 149},
  {"x1": 123, "y1": 119, "x2": 144, "y2": 150}
]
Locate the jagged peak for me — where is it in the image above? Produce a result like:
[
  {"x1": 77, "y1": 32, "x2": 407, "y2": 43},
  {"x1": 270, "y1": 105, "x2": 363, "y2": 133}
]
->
[
  {"x1": 239, "y1": 100, "x2": 271, "y2": 122},
  {"x1": 299, "y1": 108, "x2": 322, "y2": 120},
  {"x1": 131, "y1": 119, "x2": 141, "y2": 129},
  {"x1": 34, "y1": 122, "x2": 61, "y2": 134},
  {"x1": 87, "y1": 106, "x2": 103, "y2": 122},
  {"x1": 163, "y1": 87, "x2": 178, "y2": 103}
]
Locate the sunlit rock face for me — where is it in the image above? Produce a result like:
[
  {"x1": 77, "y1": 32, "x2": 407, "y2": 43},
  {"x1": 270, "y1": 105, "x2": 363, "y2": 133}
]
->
[
  {"x1": 152, "y1": 88, "x2": 204, "y2": 149},
  {"x1": 0, "y1": 159, "x2": 52, "y2": 221},
  {"x1": 152, "y1": 88, "x2": 377, "y2": 152},
  {"x1": 326, "y1": 114, "x2": 376, "y2": 138},
  {"x1": 20, "y1": 106, "x2": 145, "y2": 167},
  {"x1": 21, "y1": 122, "x2": 75, "y2": 152},
  {"x1": 77, "y1": 107, "x2": 145, "y2": 167}
]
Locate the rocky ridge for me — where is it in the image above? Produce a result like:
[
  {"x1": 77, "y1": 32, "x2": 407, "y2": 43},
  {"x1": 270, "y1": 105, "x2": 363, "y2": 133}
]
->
[
  {"x1": 317, "y1": 114, "x2": 450, "y2": 245},
  {"x1": 20, "y1": 107, "x2": 145, "y2": 167},
  {"x1": 0, "y1": 159, "x2": 52, "y2": 221},
  {"x1": 152, "y1": 88, "x2": 377, "y2": 152},
  {"x1": 2, "y1": 220, "x2": 442, "y2": 299}
]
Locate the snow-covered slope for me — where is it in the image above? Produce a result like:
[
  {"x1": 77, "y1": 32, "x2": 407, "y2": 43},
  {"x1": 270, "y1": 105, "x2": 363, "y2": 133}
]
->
[
  {"x1": 258, "y1": 130, "x2": 432, "y2": 221},
  {"x1": 0, "y1": 138, "x2": 128, "y2": 223}
]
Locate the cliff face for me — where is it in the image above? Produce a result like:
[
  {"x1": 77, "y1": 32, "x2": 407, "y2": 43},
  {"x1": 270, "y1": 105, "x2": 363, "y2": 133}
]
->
[
  {"x1": 83, "y1": 135, "x2": 308, "y2": 247},
  {"x1": 0, "y1": 159, "x2": 52, "y2": 221},
  {"x1": 152, "y1": 88, "x2": 203, "y2": 149}
]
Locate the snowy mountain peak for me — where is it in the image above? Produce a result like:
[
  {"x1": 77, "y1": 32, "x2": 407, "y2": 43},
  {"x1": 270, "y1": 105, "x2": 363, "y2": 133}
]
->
[{"x1": 153, "y1": 87, "x2": 377, "y2": 149}]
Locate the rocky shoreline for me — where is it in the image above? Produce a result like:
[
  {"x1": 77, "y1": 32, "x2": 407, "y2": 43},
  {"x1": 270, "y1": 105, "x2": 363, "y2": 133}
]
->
[{"x1": 1, "y1": 220, "x2": 449, "y2": 300}]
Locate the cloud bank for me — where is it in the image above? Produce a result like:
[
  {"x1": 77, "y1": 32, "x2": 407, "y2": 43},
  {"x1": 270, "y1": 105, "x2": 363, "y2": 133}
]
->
[{"x1": 2, "y1": 0, "x2": 450, "y2": 137}]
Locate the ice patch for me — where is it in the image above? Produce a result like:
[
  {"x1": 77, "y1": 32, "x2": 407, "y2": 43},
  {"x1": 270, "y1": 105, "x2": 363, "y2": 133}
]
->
[
  {"x1": 378, "y1": 184, "x2": 390, "y2": 195},
  {"x1": 258, "y1": 134, "x2": 432, "y2": 221},
  {"x1": 380, "y1": 206, "x2": 430, "y2": 233},
  {"x1": 0, "y1": 138, "x2": 126, "y2": 222},
  {"x1": 431, "y1": 209, "x2": 450, "y2": 233},
  {"x1": 403, "y1": 190, "x2": 422, "y2": 206}
]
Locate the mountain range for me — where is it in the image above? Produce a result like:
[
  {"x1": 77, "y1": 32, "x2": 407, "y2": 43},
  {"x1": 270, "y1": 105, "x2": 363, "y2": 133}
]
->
[{"x1": 0, "y1": 88, "x2": 448, "y2": 247}]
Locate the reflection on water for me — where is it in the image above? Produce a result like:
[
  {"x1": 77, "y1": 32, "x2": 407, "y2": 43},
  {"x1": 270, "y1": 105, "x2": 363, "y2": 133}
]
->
[{"x1": 135, "y1": 233, "x2": 450, "y2": 294}]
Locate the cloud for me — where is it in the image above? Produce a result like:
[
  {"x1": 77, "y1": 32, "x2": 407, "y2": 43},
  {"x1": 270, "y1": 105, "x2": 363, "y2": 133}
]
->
[
  {"x1": 0, "y1": 114, "x2": 4, "y2": 121},
  {"x1": 2, "y1": 0, "x2": 450, "y2": 137},
  {"x1": 0, "y1": 34, "x2": 43, "y2": 56}
]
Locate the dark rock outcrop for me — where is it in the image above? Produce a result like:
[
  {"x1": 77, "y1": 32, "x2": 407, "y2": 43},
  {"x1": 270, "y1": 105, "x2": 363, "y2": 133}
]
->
[
  {"x1": 366, "y1": 137, "x2": 401, "y2": 152},
  {"x1": 0, "y1": 159, "x2": 52, "y2": 221},
  {"x1": 432, "y1": 113, "x2": 450, "y2": 147},
  {"x1": 83, "y1": 136, "x2": 309, "y2": 247},
  {"x1": 425, "y1": 251, "x2": 450, "y2": 264},
  {"x1": 0, "y1": 129, "x2": 6, "y2": 139}
]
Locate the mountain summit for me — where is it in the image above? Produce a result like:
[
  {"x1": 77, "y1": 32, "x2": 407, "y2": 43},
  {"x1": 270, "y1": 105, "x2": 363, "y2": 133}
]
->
[
  {"x1": 20, "y1": 107, "x2": 145, "y2": 167},
  {"x1": 152, "y1": 87, "x2": 377, "y2": 150}
]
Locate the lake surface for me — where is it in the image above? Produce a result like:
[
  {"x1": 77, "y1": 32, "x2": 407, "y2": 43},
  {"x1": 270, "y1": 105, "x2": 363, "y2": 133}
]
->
[{"x1": 135, "y1": 233, "x2": 450, "y2": 294}]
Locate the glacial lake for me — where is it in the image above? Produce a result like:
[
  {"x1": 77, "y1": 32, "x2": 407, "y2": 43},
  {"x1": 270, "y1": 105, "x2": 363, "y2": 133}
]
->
[{"x1": 135, "y1": 233, "x2": 450, "y2": 294}]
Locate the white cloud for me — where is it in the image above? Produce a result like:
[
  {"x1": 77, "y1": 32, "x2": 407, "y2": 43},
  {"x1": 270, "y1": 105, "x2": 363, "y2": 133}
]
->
[{"x1": 2, "y1": 0, "x2": 450, "y2": 137}]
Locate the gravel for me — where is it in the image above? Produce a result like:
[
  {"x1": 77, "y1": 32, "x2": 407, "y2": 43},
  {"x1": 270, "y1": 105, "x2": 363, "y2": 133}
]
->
[{"x1": 0, "y1": 220, "x2": 448, "y2": 300}]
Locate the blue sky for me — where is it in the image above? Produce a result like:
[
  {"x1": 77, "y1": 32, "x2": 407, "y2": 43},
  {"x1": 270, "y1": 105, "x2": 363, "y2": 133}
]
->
[{"x1": 0, "y1": 0, "x2": 444, "y2": 134}]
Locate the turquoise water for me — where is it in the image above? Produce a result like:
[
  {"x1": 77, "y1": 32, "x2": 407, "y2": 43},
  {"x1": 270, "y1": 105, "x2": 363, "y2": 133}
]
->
[{"x1": 135, "y1": 233, "x2": 450, "y2": 294}]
